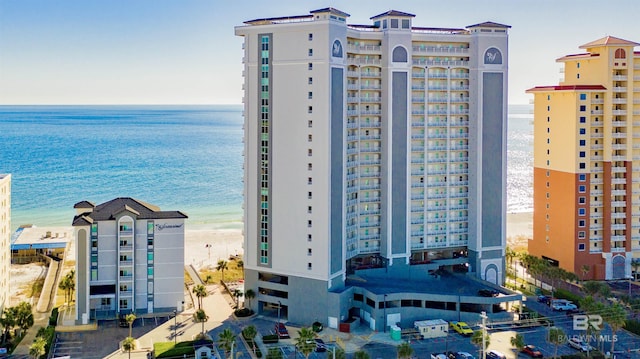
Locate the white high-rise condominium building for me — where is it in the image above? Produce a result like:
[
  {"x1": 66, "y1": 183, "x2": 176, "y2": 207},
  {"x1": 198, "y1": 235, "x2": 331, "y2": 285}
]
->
[
  {"x1": 236, "y1": 8, "x2": 510, "y2": 330},
  {"x1": 0, "y1": 174, "x2": 10, "y2": 313},
  {"x1": 72, "y1": 197, "x2": 187, "y2": 324}
]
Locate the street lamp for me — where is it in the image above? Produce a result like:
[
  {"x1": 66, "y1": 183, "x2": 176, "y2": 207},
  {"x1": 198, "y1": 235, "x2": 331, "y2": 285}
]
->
[
  {"x1": 205, "y1": 244, "x2": 211, "y2": 260},
  {"x1": 173, "y1": 309, "x2": 177, "y2": 344},
  {"x1": 277, "y1": 301, "x2": 282, "y2": 323},
  {"x1": 383, "y1": 294, "x2": 387, "y2": 333}
]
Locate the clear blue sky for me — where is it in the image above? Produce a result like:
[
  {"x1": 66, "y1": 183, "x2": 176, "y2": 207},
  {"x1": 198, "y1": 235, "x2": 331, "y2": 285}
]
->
[{"x1": 1, "y1": 0, "x2": 639, "y2": 105}]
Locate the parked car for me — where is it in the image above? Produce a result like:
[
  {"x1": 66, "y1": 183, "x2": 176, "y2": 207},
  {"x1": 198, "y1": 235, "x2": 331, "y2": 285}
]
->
[
  {"x1": 275, "y1": 323, "x2": 290, "y2": 339},
  {"x1": 486, "y1": 350, "x2": 506, "y2": 359},
  {"x1": 478, "y1": 289, "x2": 499, "y2": 297},
  {"x1": 551, "y1": 300, "x2": 577, "y2": 311},
  {"x1": 568, "y1": 337, "x2": 594, "y2": 352},
  {"x1": 449, "y1": 321, "x2": 473, "y2": 336},
  {"x1": 521, "y1": 345, "x2": 543, "y2": 358},
  {"x1": 447, "y1": 351, "x2": 475, "y2": 359},
  {"x1": 537, "y1": 295, "x2": 550, "y2": 303},
  {"x1": 314, "y1": 338, "x2": 326, "y2": 352}
]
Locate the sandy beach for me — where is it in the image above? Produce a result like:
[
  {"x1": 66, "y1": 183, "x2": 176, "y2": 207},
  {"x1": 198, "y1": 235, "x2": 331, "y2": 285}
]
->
[
  {"x1": 184, "y1": 211, "x2": 534, "y2": 270},
  {"x1": 185, "y1": 227, "x2": 244, "y2": 270}
]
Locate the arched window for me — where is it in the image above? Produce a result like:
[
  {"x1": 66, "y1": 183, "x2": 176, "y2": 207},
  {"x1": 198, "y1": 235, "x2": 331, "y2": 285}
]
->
[
  {"x1": 615, "y1": 48, "x2": 626, "y2": 59},
  {"x1": 392, "y1": 46, "x2": 408, "y2": 62}
]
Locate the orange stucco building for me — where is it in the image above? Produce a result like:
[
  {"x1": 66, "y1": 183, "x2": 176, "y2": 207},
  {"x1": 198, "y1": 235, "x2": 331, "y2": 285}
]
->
[{"x1": 527, "y1": 36, "x2": 640, "y2": 281}]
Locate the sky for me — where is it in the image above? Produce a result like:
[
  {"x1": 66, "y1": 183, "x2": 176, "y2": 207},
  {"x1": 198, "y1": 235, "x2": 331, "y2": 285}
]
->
[{"x1": 1, "y1": 0, "x2": 639, "y2": 105}]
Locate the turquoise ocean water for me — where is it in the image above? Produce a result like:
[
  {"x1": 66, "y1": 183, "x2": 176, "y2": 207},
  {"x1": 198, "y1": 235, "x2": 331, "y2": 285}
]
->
[{"x1": 0, "y1": 105, "x2": 532, "y2": 232}]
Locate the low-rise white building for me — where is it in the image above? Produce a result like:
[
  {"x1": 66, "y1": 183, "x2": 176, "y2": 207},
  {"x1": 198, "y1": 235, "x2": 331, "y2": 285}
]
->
[
  {"x1": 72, "y1": 197, "x2": 187, "y2": 324},
  {"x1": 0, "y1": 174, "x2": 10, "y2": 313}
]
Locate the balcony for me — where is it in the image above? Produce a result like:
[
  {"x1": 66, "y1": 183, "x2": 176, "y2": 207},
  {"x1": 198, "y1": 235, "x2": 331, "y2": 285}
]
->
[
  {"x1": 612, "y1": 98, "x2": 627, "y2": 104},
  {"x1": 613, "y1": 110, "x2": 627, "y2": 116},
  {"x1": 613, "y1": 87, "x2": 627, "y2": 92},
  {"x1": 412, "y1": 46, "x2": 469, "y2": 54},
  {"x1": 611, "y1": 247, "x2": 626, "y2": 253},
  {"x1": 412, "y1": 72, "x2": 425, "y2": 78},
  {"x1": 347, "y1": 44, "x2": 381, "y2": 52},
  {"x1": 591, "y1": 110, "x2": 604, "y2": 115},
  {"x1": 612, "y1": 75, "x2": 628, "y2": 81},
  {"x1": 347, "y1": 58, "x2": 382, "y2": 66},
  {"x1": 412, "y1": 59, "x2": 469, "y2": 67}
]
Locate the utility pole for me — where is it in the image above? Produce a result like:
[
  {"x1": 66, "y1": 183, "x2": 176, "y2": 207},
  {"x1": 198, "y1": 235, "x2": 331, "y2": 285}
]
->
[
  {"x1": 383, "y1": 294, "x2": 387, "y2": 333},
  {"x1": 480, "y1": 311, "x2": 488, "y2": 359}
]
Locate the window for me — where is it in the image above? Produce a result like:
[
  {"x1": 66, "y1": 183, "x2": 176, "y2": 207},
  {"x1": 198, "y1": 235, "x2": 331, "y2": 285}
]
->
[
  {"x1": 390, "y1": 19, "x2": 398, "y2": 28},
  {"x1": 579, "y1": 220, "x2": 586, "y2": 227},
  {"x1": 307, "y1": 248, "x2": 312, "y2": 256},
  {"x1": 308, "y1": 149, "x2": 312, "y2": 156},
  {"x1": 580, "y1": 140, "x2": 586, "y2": 146},
  {"x1": 579, "y1": 208, "x2": 586, "y2": 216},
  {"x1": 308, "y1": 106, "x2": 313, "y2": 113},
  {"x1": 580, "y1": 128, "x2": 586, "y2": 135},
  {"x1": 308, "y1": 63, "x2": 313, "y2": 70},
  {"x1": 579, "y1": 185, "x2": 586, "y2": 193},
  {"x1": 577, "y1": 63, "x2": 580, "y2": 68},
  {"x1": 547, "y1": 127, "x2": 550, "y2": 133},
  {"x1": 402, "y1": 19, "x2": 410, "y2": 28},
  {"x1": 580, "y1": 116, "x2": 586, "y2": 123},
  {"x1": 308, "y1": 92, "x2": 313, "y2": 99},
  {"x1": 615, "y1": 48, "x2": 626, "y2": 59},
  {"x1": 579, "y1": 105, "x2": 586, "y2": 111},
  {"x1": 308, "y1": 191, "x2": 312, "y2": 199},
  {"x1": 579, "y1": 174, "x2": 586, "y2": 181},
  {"x1": 578, "y1": 231, "x2": 586, "y2": 239},
  {"x1": 308, "y1": 49, "x2": 313, "y2": 56},
  {"x1": 578, "y1": 243, "x2": 586, "y2": 251},
  {"x1": 307, "y1": 234, "x2": 312, "y2": 241},
  {"x1": 308, "y1": 77, "x2": 313, "y2": 84},
  {"x1": 580, "y1": 93, "x2": 587, "y2": 100},
  {"x1": 577, "y1": 74, "x2": 580, "y2": 79},
  {"x1": 308, "y1": 163, "x2": 312, "y2": 170},
  {"x1": 308, "y1": 134, "x2": 312, "y2": 142},
  {"x1": 308, "y1": 177, "x2": 313, "y2": 185},
  {"x1": 579, "y1": 197, "x2": 586, "y2": 204},
  {"x1": 308, "y1": 262, "x2": 312, "y2": 270},
  {"x1": 579, "y1": 151, "x2": 586, "y2": 158},
  {"x1": 308, "y1": 206, "x2": 312, "y2": 213},
  {"x1": 308, "y1": 120, "x2": 313, "y2": 128},
  {"x1": 308, "y1": 33, "x2": 313, "y2": 41}
]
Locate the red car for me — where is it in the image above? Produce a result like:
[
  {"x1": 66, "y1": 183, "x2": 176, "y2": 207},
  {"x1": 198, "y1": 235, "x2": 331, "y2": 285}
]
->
[
  {"x1": 275, "y1": 323, "x2": 290, "y2": 339},
  {"x1": 521, "y1": 345, "x2": 543, "y2": 358}
]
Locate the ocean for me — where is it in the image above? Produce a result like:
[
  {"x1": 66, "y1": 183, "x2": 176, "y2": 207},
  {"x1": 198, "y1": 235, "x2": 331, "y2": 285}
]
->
[{"x1": 0, "y1": 105, "x2": 532, "y2": 232}]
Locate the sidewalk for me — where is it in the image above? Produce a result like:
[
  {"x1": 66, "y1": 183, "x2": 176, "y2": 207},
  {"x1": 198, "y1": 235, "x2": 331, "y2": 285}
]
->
[{"x1": 106, "y1": 283, "x2": 234, "y2": 359}]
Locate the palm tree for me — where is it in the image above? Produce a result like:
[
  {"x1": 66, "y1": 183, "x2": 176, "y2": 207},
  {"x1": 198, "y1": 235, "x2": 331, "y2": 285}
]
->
[
  {"x1": 0, "y1": 306, "x2": 17, "y2": 343},
  {"x1": 244, "y1": 289, "x2": 256, "y2": 310},
  {"x1": 217, "y1": 260, "x2": 229, "y2": 283},
  {"x1": 354, "y1": 350, "x2": 371, "y2": 359},
  {"x1": 510, "y1": 333, "x2": 525, "y2": 352},
  {"x1": 505, "y1": 246, "x2": 515, "y2": 276},
  {"x1": 295, "y1": 327, "x2": 317, "y2": 359},
  {"x1": 547, "y1": 327, "x2": 566, "y2": 359},
  {"x1": 218, "y1": 328, "x2": 236, "y2": 358},
  {"x1": 397, "y1": 342, "x2": 413, "y2": 359},
  {"x1": 125, "y1": 313, "x2": 136, "y2": 338},
  {"x1": 242, "y1": 325, "x2": 258, "y2": 354},
  {"x1": 194, "y1": 309, "x2": 208, "y2": 334},
  {"x1": 334, "y1": 347, "x2": 347, "y2": 359},
  {"x1": 29, "y1": 336, "x2": 46, "y2": 359},
  {"x1": 581, "y1": 264, "x2": 591, "y2": 282},
  {"x1": 122, "y1": 336, "x2": 135, "y2": 359},
  {"x1": 471, "y1": 330, "x2": 490, "y2": 359},
  {"x1": 237, "y1": 259, "x2": 244, "y2": 278},
  {"x1": 193, "y1": 284, "x2": 208, "y2": 310},
  {"x1": 233, "y1": 289, "x2": 243, "y2": 307},
  {"x1": 15, "y1": 302, "x2": 34, "y2": 333},
  {"x1": 602, "y1": 303, "x2": 626, "y2": 353}
]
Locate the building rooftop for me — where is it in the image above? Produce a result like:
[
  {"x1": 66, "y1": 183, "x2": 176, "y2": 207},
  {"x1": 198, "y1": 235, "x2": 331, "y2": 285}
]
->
[
  {"x1": 11, "y1": 226, "x2": 72, "y2": 250},
  {"x1": 526, "y1": 85, "x2": 607, "y2": 93},
  {"x1": 580, "y1": 35, "x2": 639, "y2": 49},
  {"x1": 72, "y1": 197, "x2": 187, "y2": 226},
  {"x1": 556, "y1": 52, "x2": 601, "y2": 61},
  {"x1": 370, "y1": 10, "x2": 416, "y2": 20},
  {"x1": 466, "y1": 21, "x2": 511, "y2": 29}
]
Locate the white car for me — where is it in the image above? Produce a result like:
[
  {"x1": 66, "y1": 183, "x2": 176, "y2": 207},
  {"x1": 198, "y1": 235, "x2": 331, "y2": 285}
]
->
[
  {"x1": 568, "y1": 337, "x2": 594, "y2": 352},
  {"x1": 551, "y1": 300, "x2": 577, "y2": 311}
]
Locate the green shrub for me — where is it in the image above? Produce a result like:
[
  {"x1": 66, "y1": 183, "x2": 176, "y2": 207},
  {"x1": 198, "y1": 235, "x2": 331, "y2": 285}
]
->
[
  {"x1": 49, "y1": 308, "x2": 59, "y2": 327},
  {"x1": 34, "y1": 326, "x2": 56, "y2": 358},
  {"x1": 625, "y1": 319, "x2": 640, "y2": 335},
  {"x1": 554, "y1": 289, "x2": 582, "y2": 304},
  {"x1": 235, "y1": 308, "x2": 254, "y2": 317},
  {"x1": 262, "y1": 334, "x2": 279, "y2": 344}
]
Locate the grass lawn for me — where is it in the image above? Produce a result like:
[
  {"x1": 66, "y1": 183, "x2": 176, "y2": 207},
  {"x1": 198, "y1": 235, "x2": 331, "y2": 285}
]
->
[
  {"x1": 199, "y1": 257, "x2": 244, "y2": 284},
  {"x1": 154, "y1": 341, "x2": 196, "y2": 358}
]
